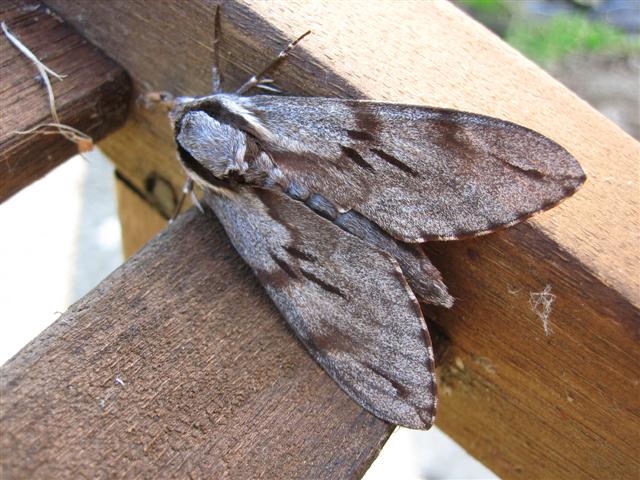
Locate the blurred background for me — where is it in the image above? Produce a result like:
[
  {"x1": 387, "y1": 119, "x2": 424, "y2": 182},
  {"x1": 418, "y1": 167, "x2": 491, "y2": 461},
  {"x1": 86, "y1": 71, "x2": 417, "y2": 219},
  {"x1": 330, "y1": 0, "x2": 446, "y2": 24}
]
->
[{"x1": 1, "y1": 1, "x2": 638, "y2": 479}]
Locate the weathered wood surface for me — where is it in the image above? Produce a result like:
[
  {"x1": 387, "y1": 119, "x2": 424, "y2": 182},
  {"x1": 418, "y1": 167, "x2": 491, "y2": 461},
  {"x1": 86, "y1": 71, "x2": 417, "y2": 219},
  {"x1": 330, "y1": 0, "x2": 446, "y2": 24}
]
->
[
  {"x1": 0, "y1": 209, "x2": 393, "y2": 479},
  {"x1": 8, "y1": 0, "x2": 639, "y2": 478},
  {"x1": 0, "y1": 0, "x2": 130, "y2": 203},
  {"x1": 115, "y1": 172, "x2": 169, "y2": 258}
]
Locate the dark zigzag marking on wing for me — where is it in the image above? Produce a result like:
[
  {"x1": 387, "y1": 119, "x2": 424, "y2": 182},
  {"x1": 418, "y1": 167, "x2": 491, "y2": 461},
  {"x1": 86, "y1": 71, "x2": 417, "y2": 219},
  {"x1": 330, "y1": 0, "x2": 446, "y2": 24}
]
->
[
  {"x1": 346, "y1": 129, "x2": 375, "y2": 142},
  {"x1": 364, "y1": 362, "x2": 411, "y2": 399},
  {"x1": 340, "y1": 145, "x2": 375, "y2": 172},
  {"x1": 492, "y1": 152, "x2": 546, "y2": 180},
  {"x1": 370, "y1": 148, "x2": 419, "y2": 178},
  {"x1": 284, "y1": 245, "x2": 315, "y2": 262},
  {"x1": 299, "y1": 268, "x2": 347, "y2": 299},
  {"x1": 269, "y1": 252, "x2": 298, "y2": 279}
]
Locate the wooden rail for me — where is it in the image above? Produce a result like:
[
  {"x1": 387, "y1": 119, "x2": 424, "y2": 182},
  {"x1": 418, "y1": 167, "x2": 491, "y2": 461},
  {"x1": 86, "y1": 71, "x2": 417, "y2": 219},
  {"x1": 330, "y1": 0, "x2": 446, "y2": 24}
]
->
[
  {"x1": 0, "y1": 0, "x2": 131, "y2": 203},
  {"x1": 1, "y1": 0, "x2": 638, "y2": 478},
  {"x1": 0, "y1": 209, "x2": 391, "y2": 478}
]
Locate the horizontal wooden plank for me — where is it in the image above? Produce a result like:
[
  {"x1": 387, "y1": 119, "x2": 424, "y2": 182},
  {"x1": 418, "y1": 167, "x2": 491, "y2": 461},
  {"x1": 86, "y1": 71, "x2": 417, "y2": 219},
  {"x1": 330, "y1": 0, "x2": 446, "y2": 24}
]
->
[
  {"x1": 0, "y1": 0, "x2": 130, "y2": 203},
  {"x1": 0, "y1": 208, "x2": 392, "y2": 479},
  {"x1": 20, "y1": 0, "x2": 640, "y2": 478}
]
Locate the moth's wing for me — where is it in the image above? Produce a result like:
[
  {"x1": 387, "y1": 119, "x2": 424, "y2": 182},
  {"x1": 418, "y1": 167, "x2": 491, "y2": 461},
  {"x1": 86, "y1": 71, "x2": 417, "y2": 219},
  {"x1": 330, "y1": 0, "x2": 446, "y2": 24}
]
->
[
  {"x1": 205, "y1": 185, "x2": 436, "y2": 429},
  {"x1": 241, "y1": 96, "x2": 586, "y2": 242}
]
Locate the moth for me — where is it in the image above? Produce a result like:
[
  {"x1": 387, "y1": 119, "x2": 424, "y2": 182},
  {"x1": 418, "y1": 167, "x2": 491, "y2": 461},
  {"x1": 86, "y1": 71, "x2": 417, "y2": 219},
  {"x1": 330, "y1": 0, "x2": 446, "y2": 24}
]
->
[{"x1": 150, "y1": 9, "x2": 585, "y2": 430}]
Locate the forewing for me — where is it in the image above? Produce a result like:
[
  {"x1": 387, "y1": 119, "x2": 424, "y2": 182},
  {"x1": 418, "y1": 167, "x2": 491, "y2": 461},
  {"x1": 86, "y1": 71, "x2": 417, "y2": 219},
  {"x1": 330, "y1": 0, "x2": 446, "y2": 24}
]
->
[
  {"x1": 205, "y1": 185, "x2": 436, "y2": 429},
  {"x1": 240, "y1": 96, "x2": 586, "y2": 242}
]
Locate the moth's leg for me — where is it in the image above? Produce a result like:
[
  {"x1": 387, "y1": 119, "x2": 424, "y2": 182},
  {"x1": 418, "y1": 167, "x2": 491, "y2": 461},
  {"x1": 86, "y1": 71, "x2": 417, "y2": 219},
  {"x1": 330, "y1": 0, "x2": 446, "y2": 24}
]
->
[
  {"x1": 170, "y1": 178, "x2": 194, "y2": 223},
  {"x1": 211, "y1": 4, "x2": 223, "y2": 93},
  {"x1": 191, "y1": 189, "x2": 205, "y2": 214},
  {"x1": 140, "y1": 91, "x2": 175, "y2": 111},
  {"x1": 255, "y1": 78, "x2": 282, "y2": 94},
  {"x1": 235, "y1": 30, "x2": 311, "y2": 94}
]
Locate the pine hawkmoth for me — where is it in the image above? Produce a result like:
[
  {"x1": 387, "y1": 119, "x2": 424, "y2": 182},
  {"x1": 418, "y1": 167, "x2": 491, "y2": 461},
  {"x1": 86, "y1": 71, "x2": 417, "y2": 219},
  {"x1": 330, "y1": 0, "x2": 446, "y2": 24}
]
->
[{"x1": 150, "y1": 9, "x2": 585, "y2": 430}]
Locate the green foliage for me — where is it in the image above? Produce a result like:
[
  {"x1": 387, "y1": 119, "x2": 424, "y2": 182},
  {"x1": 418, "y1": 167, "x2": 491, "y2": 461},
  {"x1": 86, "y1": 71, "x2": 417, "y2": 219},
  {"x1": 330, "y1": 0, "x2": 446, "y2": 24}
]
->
[
  {"x1": 459, "y1": 0, "x2": 510, "y2": 16},
  {"x1": 458, "y1": 0, "x2": 512, "y2": 34},
  {"x1": 505, "y1": 14, "x2": 640, "y2": 64},
  {"x1": 458, "y1": 0, "x2": 640, "y2": 65}
]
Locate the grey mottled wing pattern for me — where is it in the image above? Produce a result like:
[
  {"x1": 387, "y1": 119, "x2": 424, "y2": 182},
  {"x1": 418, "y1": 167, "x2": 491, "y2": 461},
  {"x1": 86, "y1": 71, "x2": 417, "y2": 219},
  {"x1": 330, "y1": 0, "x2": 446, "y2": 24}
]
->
[
  {"x1": 205, "y1": 185, "x2": 436, "y2": 429},
  {"x1": 241, "y1": 96, "x2": 586, "y2": 242}
]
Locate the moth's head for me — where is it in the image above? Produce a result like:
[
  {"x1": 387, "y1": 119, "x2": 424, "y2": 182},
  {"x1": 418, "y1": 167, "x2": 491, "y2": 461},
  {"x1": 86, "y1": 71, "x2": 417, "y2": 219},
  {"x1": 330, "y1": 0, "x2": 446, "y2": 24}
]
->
[{"x1": 170, "y1": 95, "x2": 248, "y2": 183}]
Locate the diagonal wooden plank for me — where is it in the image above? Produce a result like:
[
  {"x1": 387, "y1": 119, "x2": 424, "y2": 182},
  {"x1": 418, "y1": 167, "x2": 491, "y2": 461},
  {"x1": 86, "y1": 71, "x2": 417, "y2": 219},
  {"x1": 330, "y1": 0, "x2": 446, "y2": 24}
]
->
[
  {"x1": 0, "y1": 209, "x2": 392, "y2": 479},
  {"x1": 8, "y1": 0, "x2": 640, "y2": 478}
]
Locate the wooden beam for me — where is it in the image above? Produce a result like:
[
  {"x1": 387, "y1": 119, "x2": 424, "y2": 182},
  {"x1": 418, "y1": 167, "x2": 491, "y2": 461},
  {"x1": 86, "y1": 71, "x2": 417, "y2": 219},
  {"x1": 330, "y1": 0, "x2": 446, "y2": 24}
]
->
[
  {"x1": 0, "y1": 0, "x2": 130, "y2": 203},
  {"x1": 0, "y1": 209, "x2": 392, "y2": 478},
  {"x1": 16, "y1": 0, "x2": 640, "y2": 478},
  {"x1": 115, "y1": 171, "x2": 169, "y2": 258}
]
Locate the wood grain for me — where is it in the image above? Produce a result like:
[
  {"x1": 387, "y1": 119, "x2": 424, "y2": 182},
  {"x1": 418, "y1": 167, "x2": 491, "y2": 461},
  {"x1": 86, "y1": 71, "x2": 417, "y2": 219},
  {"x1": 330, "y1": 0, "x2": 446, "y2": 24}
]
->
[
  {"x1": 0, "y1": 209, "x2": 393, "y2": 479},
  {"x1": 0, "y1": 0, "x2": 130, "y2": 203},
  {"x1": 115, "y1": 172, "x2": 168, "y2": 258},
  {"x1": 14, "y1": 0, "x2": 640, "y2": 478}
]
